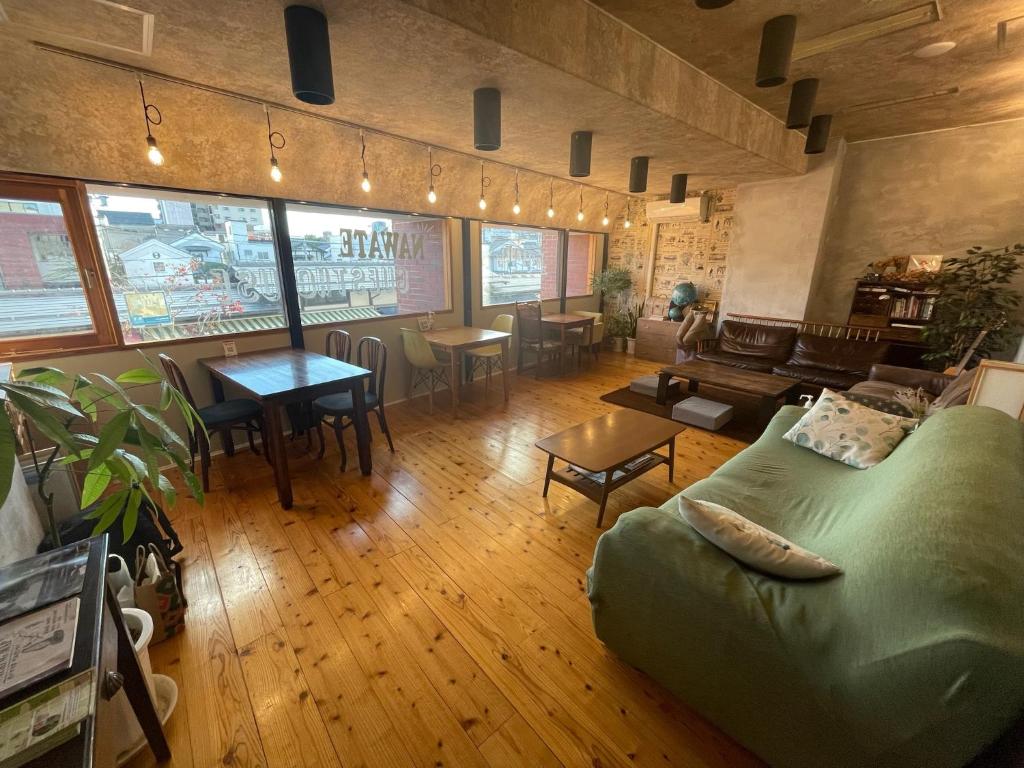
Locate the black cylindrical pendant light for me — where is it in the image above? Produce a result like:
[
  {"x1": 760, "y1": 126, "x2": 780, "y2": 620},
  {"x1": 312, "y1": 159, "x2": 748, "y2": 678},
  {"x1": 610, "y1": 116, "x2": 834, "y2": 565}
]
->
[
  {"x1": 670, "y1": 173, "x2": 688, "y2": 204},
  {"x1": 786, "y1": 78, "x2": 819, "y2": 129},
  {"x1": 805, "y1": 115, "x2": 832, "y2": 154},
  {"x1": 756, "y1": 15, "x2": 797, "y2": 88},
  {"x1": 696, "y1": 0, "x2": 735, "y2": 7},
  {"x1": 570, "y1": 131, "x2": 593, "y2": 177},
  {"x1": 629, "y1": 156, "x2": 649, "y2": 193},
  {"x1": 284, "y1": 5, "x2": 335, "y2": 105},
  {"x1": 474, "y1": 87, "x2": 501, "y2": 151}
]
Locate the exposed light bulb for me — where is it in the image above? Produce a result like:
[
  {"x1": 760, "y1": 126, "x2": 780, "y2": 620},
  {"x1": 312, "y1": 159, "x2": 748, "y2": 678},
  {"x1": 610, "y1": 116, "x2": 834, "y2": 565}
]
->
[
  {"x1": 361, "y1": 172, "x2": 371, "y2": 192},
  {"x1": 602, "y1": 215, "x2": 609, "y2": 227},
  {"x1": 427, "y1": 186, "x2": 437, "y2": 204},
  {"x1": 547, "y1": 206, "x2": 555, "y2": 219},
  {"x1": 479, "y1": 196, "x2": 487, "y2": 211},
  {"x1": 512, "y1": 202, "x2": 521, "y2": 215},
  {"x1": 624, "y1": 219, "x2": 632, "y2": 228},
  {"x1": 146, "y1": 136, "x2": 164, "y2": 166},
  {"x1": 577, "y1": 210, "x2": 585, "y2": 222},
  {"x1": 270, "y1": 158, "x2": 282, "y2": 182}
]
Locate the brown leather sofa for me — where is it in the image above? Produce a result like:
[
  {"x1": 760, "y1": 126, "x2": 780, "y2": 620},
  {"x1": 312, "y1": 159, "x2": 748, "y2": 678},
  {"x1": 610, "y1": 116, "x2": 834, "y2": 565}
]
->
[{"x1": 696, "y1": 320, "x2": 891, "y2": 390}]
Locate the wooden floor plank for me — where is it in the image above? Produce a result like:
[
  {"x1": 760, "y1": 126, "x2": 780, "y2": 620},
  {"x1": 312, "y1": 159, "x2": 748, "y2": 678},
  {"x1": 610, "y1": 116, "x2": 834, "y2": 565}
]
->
[{"x1": 479, "y1": 713, "x2": 563, "y2": 768}]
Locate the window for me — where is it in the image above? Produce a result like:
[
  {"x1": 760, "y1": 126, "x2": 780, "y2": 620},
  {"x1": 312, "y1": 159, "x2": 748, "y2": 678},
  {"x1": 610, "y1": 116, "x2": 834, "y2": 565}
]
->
[
  {"x1": 480, "y1": 223, "x2": 561, "y2": 306},
  {"x1": 566, "y1": 231, "x2": 602, "y2": 298},
  {"x1": 284, "y1": 203, "x2": 451, "y2": 325},
  {"x1": 0, "y1": 174, "x2": 117, "y2": 355},
  {"x1": 88, "y1": 185, "x2": 287, "y2": 344}
]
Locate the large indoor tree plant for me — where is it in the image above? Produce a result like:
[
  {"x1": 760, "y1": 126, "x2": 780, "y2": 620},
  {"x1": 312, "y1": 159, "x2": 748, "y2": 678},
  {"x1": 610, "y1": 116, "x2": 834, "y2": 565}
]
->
[
  {"x1": 0, "y1": 354, "x2": 204, "y2": 547},
  {"x1": 921, "y1": 244, "x2": 1022, "y2": 371}
]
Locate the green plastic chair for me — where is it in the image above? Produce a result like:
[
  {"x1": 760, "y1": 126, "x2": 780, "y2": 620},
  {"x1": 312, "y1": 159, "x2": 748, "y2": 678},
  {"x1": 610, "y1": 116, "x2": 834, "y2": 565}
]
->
[
  {"x1": 400, "y1": 328, "x2": 449, "y2": 414},
  {"x1": 465, "y1": 314, "x2": 514, "y2": 394}
]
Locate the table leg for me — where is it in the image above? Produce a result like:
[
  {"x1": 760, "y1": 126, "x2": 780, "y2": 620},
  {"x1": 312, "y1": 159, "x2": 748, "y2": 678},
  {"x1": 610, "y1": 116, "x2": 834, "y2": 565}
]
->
[
  {"x1": 449, "y1": 349, "x2": 461, "y2": 416},
  {"x1": 264, "y1": 404, "x2": 292, "y2": 509},
  {"x1": 350, "y1": 383, "x2": 373, "y2": 476},
  {"x1": 500, "y1": 337, "x2": 511, "y2": 404},
  {"x1": 656, "y1": 372, "x2": 671, "y2": 405},
  {"x1": 596, "y1": 470, "x2": 613, "y2": 527},
  {"x1": 560, "y1": 326, "x2": 567, "y2": 375},
  {"x1": 668, "y1": 437, "x2": 675, "y2": 483},
  {"x1": 585, "y1": 322, "x2": 593, "y2": 366},
  {"x1": 542, "y1": 454, "x2": 554, "y2": 496},
  {"x1": 208, "y1": 375, "x2": 234, "y2": 456},
  {"x1": 758, "y1": 395, "x2": 777, "y2": 429},
  {"x1": 108, "y1": 585, "x2": 170, "y2": 762}
]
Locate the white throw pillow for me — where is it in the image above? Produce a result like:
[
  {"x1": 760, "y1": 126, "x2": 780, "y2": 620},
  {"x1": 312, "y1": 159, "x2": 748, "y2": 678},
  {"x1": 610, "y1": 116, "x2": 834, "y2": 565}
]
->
[
  {"x1": 782, "y1": 389, "x2": 917, "y2": 469},
  {"x1": 678, "y1": 496, "x2": 842, "y2": 579}
]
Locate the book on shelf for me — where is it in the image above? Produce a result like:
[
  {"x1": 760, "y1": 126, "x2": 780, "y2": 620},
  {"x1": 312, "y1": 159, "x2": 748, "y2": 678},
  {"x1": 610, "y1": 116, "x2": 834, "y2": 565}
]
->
[
  {"x1": 568, "y1": 453, "x2": 659, "y2": 484},
  {"x1": 0, "y1": 542, "x2": 89, "y2": 626},
  {"x1": 0, "y1": 598, "x2": 80, "y2": 700},
  {"x1": 0, "y1": 669, "x2": 94, "y2": 768}
]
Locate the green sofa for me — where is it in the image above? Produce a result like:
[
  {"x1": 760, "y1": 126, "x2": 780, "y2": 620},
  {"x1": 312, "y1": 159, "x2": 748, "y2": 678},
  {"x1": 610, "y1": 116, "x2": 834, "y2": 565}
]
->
[{"x1": 587, "y1": 405, "x2": 1024, "y2": 768}]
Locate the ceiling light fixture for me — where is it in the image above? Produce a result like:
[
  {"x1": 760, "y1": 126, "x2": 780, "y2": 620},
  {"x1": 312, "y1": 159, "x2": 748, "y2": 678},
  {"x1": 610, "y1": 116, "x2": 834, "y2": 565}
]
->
[
  {"x1": 786, "y1": 78, "x2": 819, "y2": 130},
  {"x1": 283, "y1": 5, "x2": 335, "y2": 105},
  {"x1": 547, "y1": 179, "x2": 555, "y2": 219},
  {"x1": 138, "y1": 77, "x2": 164, "y2": 166},
  {"x1": 629, "y1": 156, "x2": 649, "y2": 194},
  {"x1": 426, "y1": 147, "x2": 441, "y2": 204},
  {"x1": 359, "y1": 129, "x2": 371, "y2": 192},
  {"x1": 478, "y1": 161, "x2": 490, "y2": 210},
  {"x1": 805, "y1": 114, "x2": 832, "y2": 154},
  {"x1": 512, "y1": 168, "x2": 521, "y2": 215},
  {"x1": 913, "y1": 40, "x2": 956, "y2": 58},
  {"x1": 756, "y1": 15, "x2": 797, "y2": 88},
  {"x1": 576, "y1": 185, "x2": 585, "y2": 222},
  {"x1": 474, "y1": 87, "x2": 501, "y2": 151},
  {"x1": 265, "y1": 106, "x2": 286, "y2": 182},
  {"x1": 602, "y1": 193, "x2": 610, "y2": 227},
  {"x1": 670, "y1": 173, "x2": 688, "y2": 204},
  {"x1": 570, "y1": 131, "x2": 593, "y2": 177}
]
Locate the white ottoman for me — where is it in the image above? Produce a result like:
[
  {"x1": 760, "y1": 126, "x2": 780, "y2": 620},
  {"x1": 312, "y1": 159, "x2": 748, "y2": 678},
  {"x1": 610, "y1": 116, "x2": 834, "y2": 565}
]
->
[
  {"x1": 630, "y1": 375, "x2": 678, "y2": 398},
  {"x1": 671, "y1": 397, "x2": 734, "y2": 431}
]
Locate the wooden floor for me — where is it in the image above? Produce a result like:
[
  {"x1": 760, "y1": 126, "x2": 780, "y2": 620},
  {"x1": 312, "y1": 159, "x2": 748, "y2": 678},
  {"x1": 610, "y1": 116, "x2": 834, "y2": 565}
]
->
[{"x1": 129, "y1": 352, "x2": 761, "y2": 768}]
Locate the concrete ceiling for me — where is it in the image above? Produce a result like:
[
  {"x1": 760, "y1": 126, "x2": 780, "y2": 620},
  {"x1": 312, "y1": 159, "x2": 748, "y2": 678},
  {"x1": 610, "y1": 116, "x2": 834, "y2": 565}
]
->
[
  {"x1": 589, "y1": 0, "x2": 1024, "y2": 142},
  {"x1": 0, "y1": 0, "x2": 812, "y2": 196}
]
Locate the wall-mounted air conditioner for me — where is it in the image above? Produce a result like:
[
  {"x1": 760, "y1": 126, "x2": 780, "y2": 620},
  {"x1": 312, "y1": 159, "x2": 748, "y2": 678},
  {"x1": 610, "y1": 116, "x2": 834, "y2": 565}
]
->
[{"x1": 644, "y1": 193, "x2": 714, "y2": 223}]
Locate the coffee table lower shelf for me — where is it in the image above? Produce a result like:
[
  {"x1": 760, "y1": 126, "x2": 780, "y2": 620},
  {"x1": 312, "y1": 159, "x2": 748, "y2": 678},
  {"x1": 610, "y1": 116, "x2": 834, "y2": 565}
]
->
[{"x1": 543, "y1": 451, "x2": 671, "y2": 527}]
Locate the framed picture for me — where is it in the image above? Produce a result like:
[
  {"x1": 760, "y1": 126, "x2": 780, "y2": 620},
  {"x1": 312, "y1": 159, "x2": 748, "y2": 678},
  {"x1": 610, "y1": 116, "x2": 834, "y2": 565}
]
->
[
  {"x1": 907, "y1": 254, "x2": 943, "y2": 273},
  {"x1": 967, "y1": 360, "x2": 1024, "y2": 421}
]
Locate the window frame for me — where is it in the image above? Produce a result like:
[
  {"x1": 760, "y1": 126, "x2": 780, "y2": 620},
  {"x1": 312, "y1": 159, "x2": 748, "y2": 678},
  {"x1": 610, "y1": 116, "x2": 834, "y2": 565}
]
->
[
  {"x1": 0, "y1": 173, "x2": 119, "y2": 358},
  {"x1": 282, "y1": 200, "x2": 455, "y2": 330},
  {"x1": 564, "y1": 230, "x2": 602, "y2": 299},
  {"x1": 479, "y1": 221, "x2": 564, "y2": 308}
]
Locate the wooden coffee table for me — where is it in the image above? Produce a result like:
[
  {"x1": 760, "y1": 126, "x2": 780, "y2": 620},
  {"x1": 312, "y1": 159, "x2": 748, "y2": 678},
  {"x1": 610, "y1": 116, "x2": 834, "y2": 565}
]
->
[
  {"x1": 655, "y1": 360, "x2": 799, "y2": 427},
  {"x1": 535, "y1": 409, "x2": 684, "y2": 527}
]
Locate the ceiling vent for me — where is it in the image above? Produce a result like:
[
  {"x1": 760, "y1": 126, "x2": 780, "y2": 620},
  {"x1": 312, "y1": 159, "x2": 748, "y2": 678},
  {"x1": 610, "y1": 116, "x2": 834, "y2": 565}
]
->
[{"x1": 793, "y1": 2, "x2": 942, "y2": 61}]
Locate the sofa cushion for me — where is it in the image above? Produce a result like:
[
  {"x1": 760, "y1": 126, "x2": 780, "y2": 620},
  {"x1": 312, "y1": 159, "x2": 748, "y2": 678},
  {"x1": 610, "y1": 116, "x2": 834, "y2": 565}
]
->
[
  {"x1": 717, "y1": 321, "x2": 797, "y2": 362},
  {"x1": 930, "y1": 367, "x2": 979, "y2": 409},
  {"x1": 772, "y1": 364, "x2": 866, "y2": 390},
  {"x1": 678, "y1": 496, "x2": 841, "y2": 579},
  {"x1": 842, "y1": 391, "x2": 915, "y2": 417},
  {"x1": 783, "y1": 389, "x2": 917, "y2": 469},
  {"x1": 697, "y1": 350, "x2": 776, "y2": 373},
  {"x1": 848, "y1": 379, "x2": 935, "y2": 402},
  {"x1": 786, "y1": 333, "x2": 890, "y2": 376}
]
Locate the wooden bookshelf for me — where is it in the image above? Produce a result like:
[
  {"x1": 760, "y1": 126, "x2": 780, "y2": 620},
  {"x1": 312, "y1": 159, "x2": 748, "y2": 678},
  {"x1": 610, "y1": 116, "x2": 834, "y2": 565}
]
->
[{"x1": 849, "y1": 280, "x2": 939, "y2": 333}]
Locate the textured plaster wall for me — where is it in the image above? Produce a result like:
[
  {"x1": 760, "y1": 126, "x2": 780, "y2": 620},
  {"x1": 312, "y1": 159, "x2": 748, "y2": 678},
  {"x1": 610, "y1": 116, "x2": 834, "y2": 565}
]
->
[
  {"x1": 808, "y1": 121, "x2": 1024, "y2": 331},
  {"x1": 720, "y1": 142, "x2": 846, "y2": 322}
]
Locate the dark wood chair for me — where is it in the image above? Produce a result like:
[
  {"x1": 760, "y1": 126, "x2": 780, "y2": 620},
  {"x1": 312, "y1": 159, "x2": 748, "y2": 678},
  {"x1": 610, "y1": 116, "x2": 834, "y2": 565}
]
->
[
  {"x1": 158, "y1": 353, "x2": 264, "y2": 492},
  {"x1": 324, "y1": 329, "x2": 352, "y2": 363},
  {"x1": 314, "y1": 336, "x2": 395, "y2": 470},
  {"x1": 515, "y1": 300, "x2": 562, "y2": 379},
  {"x1": 290, "y1": 329, "x2": 354, "y2": 447}
]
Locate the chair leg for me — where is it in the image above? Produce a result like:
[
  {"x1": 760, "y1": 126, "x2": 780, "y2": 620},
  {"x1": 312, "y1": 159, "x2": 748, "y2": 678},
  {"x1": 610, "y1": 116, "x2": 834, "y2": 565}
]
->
[
  {"x1": 484, "y1": 358, "x2": 492, "y2": 395},
  {"x1": 198, "y1": 433, "x2": 212, "y2": 493},
  {"x1": 517, "y1": 341, "x2": 524, "y2": 374},
  {"x1": 407, "y1": 370, "x2": 416, "y2": 401},
  {"x1": 316, "y1": 420, "x2": 326, "y2": 459},
  {"x1": 428, "y1": 371, "x2": 435, "y2": 414},
  {"x1": 376, "y1": 406, "x2": 395, "y2": 453},
  {"x1": 333, "y1": 418, "x2": 347, "y2": 471},
  {"x1": 246, "y1": 423, "x2": 259, "y2": 454}
]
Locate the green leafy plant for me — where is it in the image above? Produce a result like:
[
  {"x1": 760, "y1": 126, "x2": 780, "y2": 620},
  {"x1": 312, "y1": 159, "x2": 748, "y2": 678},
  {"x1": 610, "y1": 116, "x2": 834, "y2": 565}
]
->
[
  {"x1": 624, "y1": 295, "x2": 647, "y2": 339},
  {"x1": 605, "y1": 312, "x2": 630, "y2": 339},
  {"x1": 590, "y1": 267, "x2": 633, "y2": 299},
  {"x1": 0, "y1": 353, "x2": 205, "y2": 548},
  {"x1": 921, "y1": 244, "x2": 1022, "y2": 370}
]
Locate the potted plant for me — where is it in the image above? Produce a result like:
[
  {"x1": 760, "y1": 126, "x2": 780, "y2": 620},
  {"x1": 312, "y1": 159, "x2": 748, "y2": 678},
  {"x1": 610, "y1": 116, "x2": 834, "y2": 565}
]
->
[
  {"x1": 605, "y1": 312, "x2": 630, "y2": 352},
  {"x1": 624, "y1": 295, "x2": 647, "y2": 355},
  {"x1": 921, "y1": 244, "x2": 1022, "y2": 371},
  {"x1": 590, "y1": 267, "x2": 634, "y2": 351},
  {"x1": 0, "y1": 353, "x2": 205, "y2": 548}
]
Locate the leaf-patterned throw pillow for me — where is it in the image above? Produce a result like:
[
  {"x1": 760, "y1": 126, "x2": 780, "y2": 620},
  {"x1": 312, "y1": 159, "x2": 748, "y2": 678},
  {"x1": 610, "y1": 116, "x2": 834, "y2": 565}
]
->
[{"x1": 783, "y1": 389, "x2": 917, "y2": 469}]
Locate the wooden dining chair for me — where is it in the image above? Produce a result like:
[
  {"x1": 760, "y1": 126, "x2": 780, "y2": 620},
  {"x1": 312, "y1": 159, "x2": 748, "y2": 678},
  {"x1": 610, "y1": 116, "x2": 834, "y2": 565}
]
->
[
  {"x1": 515, "y1": 300, "x2": 562, "y2": 378},
  {"x1": 400, "y1": 327, "x2": 449, "y2": 414},
  {"x1": 571, "y1": 311, "x2": 604, "y2": 361},
  {"x1": 465, "y1": 313, "x2": 513, "y2": 393},
  {"x1": 325, "y1": 329, "x2": 352, "y2": 362},
  {"x1": 314, "y1": 336, "x2": 394, "y2": 471},
  {"x1": 158, "y1": 353, "x2": 264, "y2": 492}
]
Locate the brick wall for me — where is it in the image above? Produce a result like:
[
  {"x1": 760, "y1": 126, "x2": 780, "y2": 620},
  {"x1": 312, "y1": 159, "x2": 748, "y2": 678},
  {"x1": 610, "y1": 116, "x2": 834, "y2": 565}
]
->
[
  {"x1": 566, "y1": 233, "x2": 595, "y2": 297},
  {"x1": 393, "y1": 219, "x2": 447, "y2": 314},
  {"x1": 0, "y1": 213, "x2": 66, "y2": 289}
]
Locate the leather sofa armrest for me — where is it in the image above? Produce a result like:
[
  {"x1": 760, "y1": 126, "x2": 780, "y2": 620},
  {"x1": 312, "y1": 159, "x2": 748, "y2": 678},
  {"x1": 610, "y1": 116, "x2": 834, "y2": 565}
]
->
[
  {"x1": 868, "y1": 364, "x2": 953, "y2": 396},
  {"x1": 694, "y1": 337, "x2": 718, "y2": 353}
]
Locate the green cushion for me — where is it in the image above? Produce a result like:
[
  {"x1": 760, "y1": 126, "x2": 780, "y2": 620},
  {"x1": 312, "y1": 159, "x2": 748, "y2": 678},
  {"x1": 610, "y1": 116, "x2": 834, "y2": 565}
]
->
[{"x1": 587, "y1": 405, "x2": 1024, "y2": 768}]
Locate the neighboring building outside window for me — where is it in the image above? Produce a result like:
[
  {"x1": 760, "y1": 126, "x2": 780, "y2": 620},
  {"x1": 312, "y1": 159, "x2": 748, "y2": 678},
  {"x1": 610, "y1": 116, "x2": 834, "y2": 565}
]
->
[
  {"x1": 480, "y1": 223, "x2": 561, "y2": 306},
  {"x1": 284, "y1": 203, "x2": 451, "y2": 326}
]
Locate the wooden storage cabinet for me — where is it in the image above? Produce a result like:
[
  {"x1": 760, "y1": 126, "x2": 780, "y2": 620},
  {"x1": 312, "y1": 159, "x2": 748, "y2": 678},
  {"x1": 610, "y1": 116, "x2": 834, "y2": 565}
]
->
[{"x1": 635, "y1": 318, "x2": 679, "y2": 364}]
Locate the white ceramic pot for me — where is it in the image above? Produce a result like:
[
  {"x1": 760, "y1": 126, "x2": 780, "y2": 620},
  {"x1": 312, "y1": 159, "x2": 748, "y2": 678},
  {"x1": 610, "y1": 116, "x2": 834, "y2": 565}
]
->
[
  {"x1": 626, "y1": 337, "x2": 637, "y2": 355},
  {"x1": 611, "y1": 337, "x2": 626, "y2": 352},
  {"x1": 112, "y1": 608, "x2": 155, "y2": 755}
]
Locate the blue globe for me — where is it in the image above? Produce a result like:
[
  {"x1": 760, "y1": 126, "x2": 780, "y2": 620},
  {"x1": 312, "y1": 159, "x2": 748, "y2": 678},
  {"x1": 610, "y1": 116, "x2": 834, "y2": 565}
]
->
[{"x1": 670, "y1": 282, "x2": 698, "y2": 310}]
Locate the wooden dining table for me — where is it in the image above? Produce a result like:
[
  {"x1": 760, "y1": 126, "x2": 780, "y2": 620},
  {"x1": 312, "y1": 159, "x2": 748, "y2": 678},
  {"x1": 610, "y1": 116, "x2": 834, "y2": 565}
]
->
[
  {"x1": 199, "y1": 348, "x2": 372, "y2": 509},
  {"x1": 542, "y1": 313, "x2": 595, "y2": 374},
  {"x1": 421, "y1": 326, "x2": 512, "y2": 416}
]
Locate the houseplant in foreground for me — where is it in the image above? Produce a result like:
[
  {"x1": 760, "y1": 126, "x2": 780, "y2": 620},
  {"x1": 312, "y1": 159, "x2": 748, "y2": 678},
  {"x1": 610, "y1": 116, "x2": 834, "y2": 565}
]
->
[
  {"x1": 591, "y1": 267, "x2": 634, "y2": 351},
  {"x1": 0, "y1": 354, "x2": 205, "y2": 548},
  {"x1": 624, "y1": 295, "x2": 647, "y2": 355}
]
